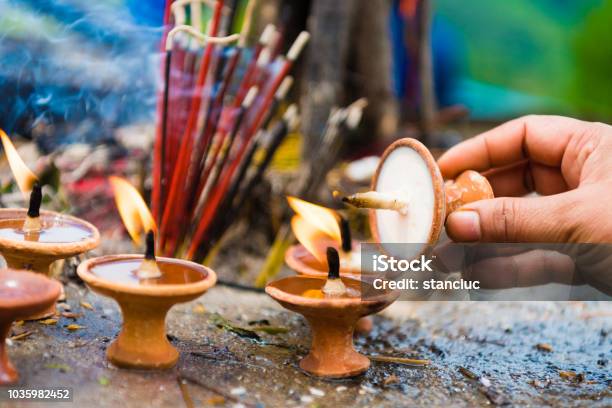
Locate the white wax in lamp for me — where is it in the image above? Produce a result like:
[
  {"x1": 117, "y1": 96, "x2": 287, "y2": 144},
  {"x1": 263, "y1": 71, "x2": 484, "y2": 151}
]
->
[
  {"x1": 375, "y1": 146, "x2": 436, "y2": 261},
  {"x1": 374, "y1": 146, "x2": 434, "y2": 244}
]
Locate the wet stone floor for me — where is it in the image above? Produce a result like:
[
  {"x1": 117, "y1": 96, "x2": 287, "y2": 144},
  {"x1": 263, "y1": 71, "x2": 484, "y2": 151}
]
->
[{"x1": 3, "y1": 281, "x2": 611, "y2": 407}]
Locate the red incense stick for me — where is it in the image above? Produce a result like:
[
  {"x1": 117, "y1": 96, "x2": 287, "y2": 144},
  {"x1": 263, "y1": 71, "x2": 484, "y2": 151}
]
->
[
  {"x1": 158, "y1": 1, "x2": 225, "y2": 247},
  {"x1": 186, "y1": 32, "x2": 309, "y2": 258},
  {"x1": 190, "y1": 0, "x2": 258, "y2": 196},
  {"x1": 243, "y1": 31, "x2": 309, "y2": 144},
  {"x1": 163, "y1": 49, "x2": 233, "y2": 256},
  {"x1": 195, "y1": 86, "x2": 258, "y2": 209},
  {"x1": 151, "y1": 47, "x2": 173, "y2": 223},
  {"x1": 166, "y1": 1, "x2": 258, "y2": 254},
  {"x1": 233, "y1": 24, "x2": 275, "y2": 107}
]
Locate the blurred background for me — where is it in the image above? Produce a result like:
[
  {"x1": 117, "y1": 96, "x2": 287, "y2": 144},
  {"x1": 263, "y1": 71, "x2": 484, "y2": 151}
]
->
[{"x1": 1, "y1": 0, "x2": 611, "y2": 283}]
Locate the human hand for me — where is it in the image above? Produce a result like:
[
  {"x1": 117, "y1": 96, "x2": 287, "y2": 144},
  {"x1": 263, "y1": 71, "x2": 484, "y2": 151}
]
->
[{"x1": 438, "y1": 115, "x2": 612, "y2": 243}]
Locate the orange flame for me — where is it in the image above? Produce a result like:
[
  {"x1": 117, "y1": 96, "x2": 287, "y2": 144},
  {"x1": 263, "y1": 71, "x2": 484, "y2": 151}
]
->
[
  {"x1": 109, "y1": 176, "x2": 156, "y2": 246},
  {"x1": 0, "y1": 129, "x2": 38, "y2": 197},
  {"x1": 287, "y1": 196, "x2": 341, "y2": 263}
]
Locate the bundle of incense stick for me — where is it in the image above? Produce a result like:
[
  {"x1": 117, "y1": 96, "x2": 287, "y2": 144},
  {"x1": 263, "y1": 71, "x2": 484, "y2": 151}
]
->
[{"x1": 152, "y1": 0, "x2": 309, "y2": 260}]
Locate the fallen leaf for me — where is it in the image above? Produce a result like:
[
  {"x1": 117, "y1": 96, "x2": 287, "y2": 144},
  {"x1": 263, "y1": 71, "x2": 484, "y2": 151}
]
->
[
  {"x1": 10, "y1": 331, "x2": 32, "y2": 341},
  {"x1": 61, "y1": 312, "x2": 82, "y2": 319},
  {"x1": 209, "y1": 313, "x2": 260, "y2": 340},
  {"x1": 536, "y1": 343, "x2": 553, "y2": 352},
  {"x1": 370, "y1": 355, "x2": 430, "y2": 366},
  {"x1": 559, "y1": 370, "x2": 576, "y2": 379},
  {"x1": 98, "y1": 376, "x2": 109, "y2": 386},
  {"x1": 192, "y1": 304, "x2": 206, "y2": 314},
  {"x1": 80, "y1": 301, "x2": 94, "y2": 310},
  {"x1": 458, "y1": 366, "x2": 479, "y2": 380},
  {"x1": 383, "y1": 375, "x2": 400, "y2": 386},
  {"x1": 39, "y1": 319, "x2": 58, "y2": 325},
  {"x1": 251, "y1": 326, "x2": 289, "y2": 335},
  {"x1": 559, "y1": 371, "x2": 585, "y2": 383},
  {"x1": 206, "y1": 396, "x2": 225, "y2": 405},
  {"x1": 66, "y1": 324, "x2": 85, "y2": 331},
  {"x1": 248, "y1": 319, "x2": 270, "y2": 326},
  {"x1": 44, "y1": 363, "x2": 71, "y2": 372}
]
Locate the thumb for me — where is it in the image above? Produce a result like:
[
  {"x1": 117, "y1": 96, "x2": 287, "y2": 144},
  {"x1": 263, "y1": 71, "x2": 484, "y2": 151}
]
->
[{"x1": 446, "y1": 194, "x2": 578, "y2": 242}]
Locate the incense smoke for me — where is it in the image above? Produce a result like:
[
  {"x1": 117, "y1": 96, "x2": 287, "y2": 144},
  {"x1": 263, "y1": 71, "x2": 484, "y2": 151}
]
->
[{"x1": 0, "y1": 0, "x2": 162, "y2": 152}]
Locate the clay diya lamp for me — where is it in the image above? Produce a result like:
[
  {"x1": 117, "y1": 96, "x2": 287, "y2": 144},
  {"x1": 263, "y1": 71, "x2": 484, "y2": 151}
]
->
[
  {"x1": 0, "y1": 269, "x2": 61, "y2": 384},
  {"x1": 0, "y1": 184, "x2": 100, "y2": 319},
  {"x1": 284, "y1": 197, "x2": 374, "y2": 333},
  {"x1": 0, "y1": 131, "x2": 100, "y2": 318},
  {"x1": 267, "y1": 248, "x2": 398, "y2": 378},
  {"x1": 343, "y1": 137, "x2": 494, "y2": 259},
  {"x1": 76, "y1": 176, "x2": 217, "y2": 369},
  {"x1": 77, "y1": 231, "x2": 217, "y2": 369}
]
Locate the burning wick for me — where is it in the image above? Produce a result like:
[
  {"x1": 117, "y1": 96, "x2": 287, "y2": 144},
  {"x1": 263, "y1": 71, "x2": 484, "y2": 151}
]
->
[
  {"x1": 340, "y1": 191, "x2": 409, "y2": 215},
  {"x1": 136, "y1": 230, "x2": 162, "y2": 279},
  {"x1": 339, "y1": 215, "x2": 352, "y2": 253},
  {"x1": 337, "y1": 215, "x2": 362, "y2": 272},
  {"x1": 22, "y1": 182, "x2": 42, "y2": 233},
  {"x1": 322, "y1": 247, "x2": 347, "y2": 297}
]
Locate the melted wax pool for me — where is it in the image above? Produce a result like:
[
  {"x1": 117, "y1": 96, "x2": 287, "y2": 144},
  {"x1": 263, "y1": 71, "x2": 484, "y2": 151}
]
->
[
  {"x1": 0, "y1": 218, "x2": 92, "y2": 243},
  {"x1": 91, "y1": 259, "x2": 206, "y2": 286}
]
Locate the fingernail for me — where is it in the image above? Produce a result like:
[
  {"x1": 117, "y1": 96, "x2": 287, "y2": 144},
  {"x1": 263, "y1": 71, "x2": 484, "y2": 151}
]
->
[{"x1": 447, "y1": 210, "x2": 481, "y2": 241}]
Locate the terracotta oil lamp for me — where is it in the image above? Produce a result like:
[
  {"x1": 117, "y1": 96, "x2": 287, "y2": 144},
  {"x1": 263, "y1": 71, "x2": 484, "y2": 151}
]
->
[
  {"x1": 343, "y1": 138, "x2": 494, "y2": 259},
  {"x1": 0, "y1": 132, "x2": 100, "y2": 319},
  {"x1": 78, "y1": 248, "x2": 216, "y2": 369},
  {"x1": 76, "y1": 177, "x2": 217, "y2": 369},
  {"x1": 284, "y1": 197, "x2": 374, "y2": 333},
  {"x1": 0, "y1": 269, "x2": 61, "y2": 384},
  {"x1": 267, "y1": 248, "x2": 398, "y2": 378}
]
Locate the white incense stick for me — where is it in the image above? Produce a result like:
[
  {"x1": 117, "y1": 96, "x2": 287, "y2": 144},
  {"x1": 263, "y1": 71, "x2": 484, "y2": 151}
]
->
[
  {"x1": 238, "y1": 0, "x2": 256, "y2": 47},
  {"x1": 343, "y1": 191, "x2": 409, "y2": 215},
  {"x1": 166, "y1": 25, "x2": 240, "y2": 51},
  {"x1": 287, "y1": 31, "x2": 311, "y2": 61},
  {"x1": 259, "y1": 24, "x2": 276, "y2": 46},
  {"x1": 275, "y1": 76, "x2": 294, "y2": 100}
]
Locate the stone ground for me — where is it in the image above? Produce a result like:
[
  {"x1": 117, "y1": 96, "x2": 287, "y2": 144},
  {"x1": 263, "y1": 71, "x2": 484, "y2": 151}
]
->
[{"x1": 2, "y1": 279, "x2": 610, "y2": 407}]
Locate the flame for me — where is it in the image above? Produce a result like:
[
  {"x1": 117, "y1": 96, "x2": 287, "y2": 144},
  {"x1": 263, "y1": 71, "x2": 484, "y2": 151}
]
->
[
  {"x1": 287, "y1": 196, "x2": 341, "y2": 263},
  {"x1": 109, "y1": 176, "x2": 156, "y2": 245},
  {"x1": 0, "y1": 129, "x2": 38, "y2": 196}
]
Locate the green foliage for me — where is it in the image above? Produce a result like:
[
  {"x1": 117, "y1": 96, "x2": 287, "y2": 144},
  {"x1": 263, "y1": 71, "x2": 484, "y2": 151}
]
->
[
  {"x1": 571, "y1": 1, "x2": 612, "y2": 118},
  {"x1": 435, "y1": 0, "x2": 612, "y2": 119}
]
